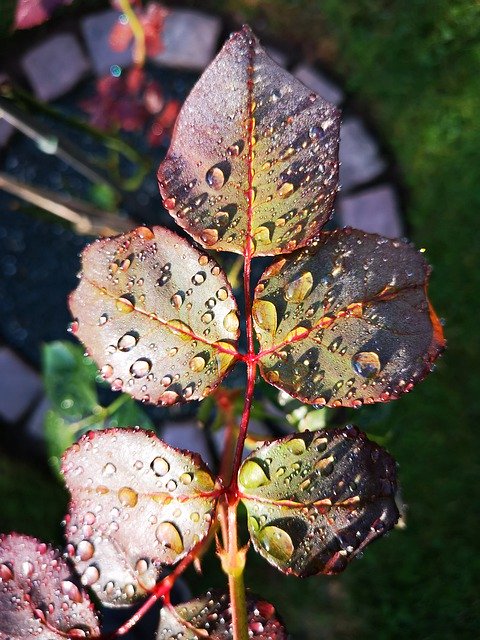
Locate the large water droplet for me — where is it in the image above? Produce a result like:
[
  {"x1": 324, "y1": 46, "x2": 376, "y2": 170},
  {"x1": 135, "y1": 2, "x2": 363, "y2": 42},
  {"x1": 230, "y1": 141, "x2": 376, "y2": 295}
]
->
[
  {"x1": 257, "y1": 526, "x2": 294, "y2": 563},
  {"x1": 61, "y1": 580, "x2": 83, "y2": 603},
  {"x1": 0, "y1": 563, "x2": 13, "y2": 581},
  {"x1": 171, "y1": 292, "x2": 184, "y2": 309},
  {"x1": 352, "y1": 351, "x2": 381, "y2": 378},
  {"x1": 252, "y1": 300, "x2": 277, "y2": 335},
  {"x1": 277, "y1": 182, "x2": 294, "y2": 199},
  {"x1": 137, "y1": 226, "x2": 154, "y2": 240},
  {"x1": 238, "y1": 460, "x2": 270, "y2": 489},
  {"x1": 130, "y1": 358, "x2": 152, "y2": 378},
  {"x1": 189, "y1": 356, "x2": 206, "y2": 372},
  {"x1": 116, "y1": 295, "x2": 135, "y2": 313},
  {"x1": 81, "y1": 565, "x2": 100, "y2": 586},
  {"x1": 284, "y1": 271, "x2": 313, "y2": 303},
  {"x1": 223, "y1": 310, "x2": 239, "y2": 334},
  {"x1": 254, "y1": 226, "x2": 271, "y2": 244},
  {"x1": 167, "y1": 319, "x2": 193, "y2": 340},
  {"x1": 287, "y1": 438, "x2": 306, "y2": 455},
  {"x1": 206, "y1": 166, "x2": 226, "y2": 190},
  {"x1": 201, "y1": 229, "x2": 219, "y2": 246},
  {"x1": 118, "y1": 486, "x2": 138, "y2": 507},
  {"x1": 156, "y1": 522, "x2": 184, "y2": 555},
  {"x1": 77, "y1": 540, "x2": 95, "y2": 561},
  {"x1": 151, "y1": 457, "x2": 170, "y2": 476},
  {"x1": 118, "y1": 332, "x2": 138, "y2": 352}
]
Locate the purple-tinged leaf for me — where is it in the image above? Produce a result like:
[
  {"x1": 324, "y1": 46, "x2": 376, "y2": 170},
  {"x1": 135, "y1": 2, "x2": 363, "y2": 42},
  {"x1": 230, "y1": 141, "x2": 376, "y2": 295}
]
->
[
  {"x1": 157, "y1": 25, "x2": 340, "y2": 256},
  {"x1": 62, "y1": 428, "x2": 220, "y2": 606},
  {"x1": 238, "y1": 427, "x2": 399, "y2": 576},
  {"x1": 69, "y1": 226, "x2": 240, "y2": 406},
  {"x1": 14, "y1": 0, "x2": 71, "y2": 30},
  {"x1": 157, "y1": 591, "x2": 287, "y2": 639},
  {"x1": 253, "y1": 228, "x2": 445, "y2": 407},
  {"x1": 0, "y1": 533, "x2": 99, "y2": 638}
]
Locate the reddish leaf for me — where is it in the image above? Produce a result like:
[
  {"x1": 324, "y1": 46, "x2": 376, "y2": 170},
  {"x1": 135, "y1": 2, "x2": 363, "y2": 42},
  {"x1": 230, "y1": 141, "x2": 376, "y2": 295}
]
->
[
  {"x1": 157, "y1": 591, "x2": 287, "y2": 639},
  {"x1": 253, "y1": 228, "x2": 445, "y2": 407},
  {"x1": 62, "y1": 428, "x2": 220, "y2": 606},
  {"x1": 69, "y1": 226, "x2": 239, "y2": 406},
  {"x1": 238, "y1": 427, "x2": 398, "y2": 576},
  {"x1": 14, "y1": 0, "x2": 71, "y2": 30},
  {"x1": 0, "y1": 534, "x2": 99, "y2": 638},
  {"x1": 157, "y1": 25, "x2": 340, "y2": 256}
]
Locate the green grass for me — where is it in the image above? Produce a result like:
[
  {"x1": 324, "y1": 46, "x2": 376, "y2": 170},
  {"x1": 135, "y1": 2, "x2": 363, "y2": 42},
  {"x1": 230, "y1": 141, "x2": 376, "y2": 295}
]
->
[{"x1": 1, "y1": 1, "x2": 479, "y2": 638}]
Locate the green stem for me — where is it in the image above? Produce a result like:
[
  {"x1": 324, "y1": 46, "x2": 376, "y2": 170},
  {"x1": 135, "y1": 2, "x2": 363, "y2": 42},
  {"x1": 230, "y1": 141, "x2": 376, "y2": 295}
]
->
[
  {"x1": 67, "y1": 393, "x2": 131, "y2": 433},
  {"x1": 118, "y1": 0, "x2": 146, "y2": 66},
  {"x1": 226, "y1": 503, "x2": 249, "y2": 640}
]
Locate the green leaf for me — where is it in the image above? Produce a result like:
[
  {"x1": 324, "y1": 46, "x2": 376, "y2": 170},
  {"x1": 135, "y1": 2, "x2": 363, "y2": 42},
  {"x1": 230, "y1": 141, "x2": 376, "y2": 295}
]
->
[
  {"x1": 157, "y1": 591, "x2": 287, "y2": 640},
  {"x1": 69, "y1": 226, "x2": 240, "y2": 406},
  {"x1": 238, "y1": 427, "x2": 399, "y2": 576},
  {"x1": 253, "y1": 228, "x2": 445, "y2": 407},
  {"x1": 62, "y1": 428, "x2": 220, "y2": 606},
  {"x1": 157, "y1": 26, "x2": 340, "y2": 256}
]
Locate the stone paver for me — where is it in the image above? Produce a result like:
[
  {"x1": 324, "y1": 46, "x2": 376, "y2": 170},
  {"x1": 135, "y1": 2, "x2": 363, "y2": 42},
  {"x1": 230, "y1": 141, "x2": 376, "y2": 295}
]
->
[
  {"x1": 153, "y1": 9, "x2": 221, "y2": 70},
  {"x1": 339, "y1": 117, "x2": 386, "y2": 190},
  {"x1": 0, "y1": 347, "x2": 43, "y2": 423},
  {"x1": 265, "y1": 46, "x2": 288, "y2": 68},
  {"x1": 161, "y1": 420, "x2": 213, "y2": 468},
  {"x1": 294, "y1": 63, "x2": 344, "y2": 106},
  {"x1": 81, "y1": 10, "x2": 134, "y2": 76},
  {"x1": 25, "y1": 396, "x2": 49, "y2": 442},
  {"x1": 0, "y1": 119, "x2": 14, "y2": 148},
  {"x1": 21, "y1": 33, "x2": 90, "y2": 101},
  {"x1": 338, "y1": 184, "x2": 403, "y2": 238}
]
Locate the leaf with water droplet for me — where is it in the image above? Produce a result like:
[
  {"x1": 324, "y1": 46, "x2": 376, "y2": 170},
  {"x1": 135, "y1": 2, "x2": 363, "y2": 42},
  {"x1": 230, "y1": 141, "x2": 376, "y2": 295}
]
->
[
  {"x1": 69, "y1": 226, "x2": 240, "y2": 406},
  {"x1": 157, "y1": 590, "x2": 287, "y2": 640},
  {"x1": 62, "y1": 428, "x2": 220, "y2": 606},
  {"x1": 238, "y1": 428, "x2": 399, "y2": 576},
  {"x1": 157, "y1": 26, "x2": 340, "y2": 256},
  {"x1": 0, "y1": 534, "x2": 100, "y2": 638},
  {"x1": 254, "y1": 228, "x2": 445, "y2": 407}
]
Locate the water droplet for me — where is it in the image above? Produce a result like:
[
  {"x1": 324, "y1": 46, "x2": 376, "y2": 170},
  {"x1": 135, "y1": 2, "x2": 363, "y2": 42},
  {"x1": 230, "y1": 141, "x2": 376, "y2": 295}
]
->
[
  {"x1": 171, "y1": 292, "x2": 184, "y2": 309},
  {"x1": 118, "y1": 486, "x2": 138, "y2": 507},
  {"x1": 189, "y1": 356, "x2": 206, "y2": 372},
  {"x1": 0, "y1": 563, "x2": 13, "y2": 581},
  {"x1": 166, "y1": 479, "x2": 177, "y2": 491},
  {"x1": 215, "y1": 210, "x2": 230, "y2": 226},
  {"x1": 61, "y1": 580, "x2": 82, "y2": 603},
  {"x1": 206, "y1": 166, "x2": 226, "y2": 190},
  {"x1": 238, "y1": 460, "x2": 270, "y2": 489},
  {"x1": 151, "y1": 457, "x2": 170, "y2": 476},
  {"x1": 309, "y1": 125, "x2": 324, "y2": 140},
  {"x1": 277, "y1": 182, "x2": 294, "y2": 198},
  {"x1": 118, "y1": 332, "x2": 138, "y2": 352},
  {"x1": 112, "y1": 378, "x2": 123, "y2": 391},
  {"x1": 99, "y1": 313, "x2": 108, "y2": 326},
  {"x1": 21, "y1": 561, "x2": 34, "y2": 577},
  {"x1": 216, "y1": 287, "x2": 228, "y2": 301},
  {"x1": 164, "y1": 197, "x2": 176, "y2": 210},
  {"x1": 254, "y1": 226, "x2": 271, "y2": 244},
  {"x1": 201, "y1": 229, "x2": 219, "y2": 246},
  {"x1": 81, "y1": 565, "x2": 100, "y2": 586},
  {"x1": 257, "y1": 526, "x2": 294, "y2": 563},
  {"x1": 156, "y1": 522, "x2": 184, "y2": 555},
  {"x1": 137, "y1": 226, "x2": 155, "y2": 240},
  {"x1": 287, "y1": 438, "x2": 306, "y2": 455},
  {"x1": 223, "y1": 310, "x2": 239, "y2": 334},
  {"x1": 192, "y1": 271, "x2": 206, "y2": 285},
  {"x1": 167, "y1": 319, "x2": 193, "y2": 340},
  {"x1": 201, "y1": 311, "x2": 214, "y2": 324},
  {"x1": 180, "y1": 472, "x2": 193, "y2": 485},
  {"x1": 284, "y1": 271, "x2": 313, "y2": 303},
  {"x1": 130, "y1": 358, "x2": 152, "y2": 378},
  {"x1": 352, "y1": 351, "x2": 381, "y2": 378},
  {"x1": 101, "y1": 364, "x2": 113, "y2": 379},
  {"x1": 252, "y1": 300, "x2": 277, "y2": 335},
  {"x1": 77, "y1": 540, "x2": 95, "y2": 561},
  {"x1": 116, "y1": 295, "x2": 135, "y2": 313}
]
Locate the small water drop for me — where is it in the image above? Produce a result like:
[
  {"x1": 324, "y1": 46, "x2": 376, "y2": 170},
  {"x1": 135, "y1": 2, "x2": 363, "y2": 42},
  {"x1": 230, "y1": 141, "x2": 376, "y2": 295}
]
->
[
  {"x1": 206, "y1": 166, "x2": 226, "y2": 190},
  {"x1": 216, "y1": 287, "x2": 228, "y2": 301},
  {"x1": 287, "y1": 438, "x2": 306, "y2": 455},
  {"x1": 352, "y1": 351, "x2": 381, "y2": 378},
  {"x1": 116, "y1": 295, "x2": 135, "y2": 313},
  {"x1": 257, "y1": 526, "x2": 294, "y2": 563},
  {"x1": 81, "y1": 565, "x2": 100, "y2": 586},
  {"x1": 253, "y1": 226, "x2": 271, "y2": 244},
  {"x1": 201, "y1": 228, "x2": 219, "y2": 246},
  {"x1": 130, "y1": 358, "x2": 152, "y2": 378},
  {"x1": 21, "y1": 561, "x2": 34, "y2": 577},
  {"x1": 192, "y1": 271, "x2": 206, "y2": 285},
  {"x1": 309, "y1": 125, "x2": 324, "y2": 140},
  {"x1": 155, "y1": 522, "x2": 184, "y2": 555},
  {"x1": 238, "y1": 460, "x2": 270, "y2": 489},
  {"x1": 252, "y1": 300, "x2": 277, "y2": 335},
  {"x1": 118, "y1": 332, "x2": 138, "y2": 352},
  {"x1": 151, "y1": 457, "x2": 170, "y2": 476},
  {"x1": 61, "y1": 580, "x2": 82, "y2": 603},
  {"x1": 189, "y1": 356, "x2": 206, "y2": 372},
  {"x1": 277, "y1": 182, "x2": 294, "y2": 198},
  {"x1": 118, "y1": 486, "x2": 138, "y2": 507},
  {"x1": 99, "y1": 313, "x2": 108, "y2": 326},
  {"x1": 284, "y1": 271, "x2": 313, "y2": 303},
  {"x1": 171, "y1": 292, "x2": 184, "y2": 309}
]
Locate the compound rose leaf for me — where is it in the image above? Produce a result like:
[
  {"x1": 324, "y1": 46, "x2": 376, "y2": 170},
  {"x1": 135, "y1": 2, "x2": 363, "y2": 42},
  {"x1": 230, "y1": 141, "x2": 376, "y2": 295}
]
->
[
  {"x1": 238, "y1": 427, "x2": 398, "y2": 576},
  {"x1": 0, "y1": 534, "x2": 100, "y2": 638},
  {"x1": 62, "y1": 428, "x2": 220, "y2": 606},
  {"x1": 157, "y1": 591, "x2": 287, "y2": 640},
  {"x1": 69, "y1": 226, "x2": 240, "y2": 406},
  {"x1": 158, "y1": 25, "x2": 340, "y2": 257},
  {"x1": 253, "y1": 228, "x2": 445, "y2": 407}
]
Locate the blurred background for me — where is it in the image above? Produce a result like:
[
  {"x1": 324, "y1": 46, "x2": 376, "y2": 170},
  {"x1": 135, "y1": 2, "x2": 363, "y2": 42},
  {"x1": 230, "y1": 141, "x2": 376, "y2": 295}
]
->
[{"x1": 0, "y1": 1, "x2": 479, "y2": 638}]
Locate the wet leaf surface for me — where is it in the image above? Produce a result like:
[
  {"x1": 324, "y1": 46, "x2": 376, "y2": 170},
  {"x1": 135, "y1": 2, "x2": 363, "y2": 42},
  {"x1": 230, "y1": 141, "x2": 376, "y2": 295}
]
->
[
  {"x1": 69, "y1": 226, "x2": 240, "y2": 406},
  {"x1": 253, "y1": 228, "x2": 445, "y2": 407},
  {"x1": 158, "y1": 26, "x2": 340, "y2": 256},
  {"x1": 0, "y1": 534, "x2": 99, "y2": 638},
  {"x1": 157, "y1": 590, "x2": 287, "y2": 639},
  {"x1": 238, "y1": 427, "x2": 399, "y2": 576},
  {"x1": 62, "y1": 429, "x2": 220, "y2": 606}
]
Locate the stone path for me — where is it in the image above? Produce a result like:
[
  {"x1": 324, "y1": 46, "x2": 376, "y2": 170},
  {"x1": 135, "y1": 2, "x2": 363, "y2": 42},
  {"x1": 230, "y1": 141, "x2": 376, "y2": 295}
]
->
[{"x1": 0, "y1": 6, "x2": 403, "y2": 470}]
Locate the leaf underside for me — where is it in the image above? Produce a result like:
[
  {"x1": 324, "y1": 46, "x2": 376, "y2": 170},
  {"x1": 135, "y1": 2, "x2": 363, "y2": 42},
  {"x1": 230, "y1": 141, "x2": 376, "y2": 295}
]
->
[
  {"x1": 253, "y1": 228, "x2": 445, "y2": 407},
  {"x1": 62, "y1": 429, "x2": 219, "y2": 606},
  {"x1": 158, "y1": 25, "x2": 340, "y2": 256},
  {"x1": 69, "y1": 226, "x2": 239, "y2": 406},
  {"x1": 157, "y1": 591, "x2": 287, "y2": 640},
  {"x1": 0, "y1": 534, "x2": 99, "y2": 639},
  {"x1": 238, "y1": 427, "x2": 399, "y2": 576}
]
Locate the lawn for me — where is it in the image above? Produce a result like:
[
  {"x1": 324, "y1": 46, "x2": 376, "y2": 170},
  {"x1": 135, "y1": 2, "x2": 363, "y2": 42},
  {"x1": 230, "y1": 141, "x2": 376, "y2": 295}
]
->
[{"x1": 1, "y1": 1, "x2": 479, "y2": 638}]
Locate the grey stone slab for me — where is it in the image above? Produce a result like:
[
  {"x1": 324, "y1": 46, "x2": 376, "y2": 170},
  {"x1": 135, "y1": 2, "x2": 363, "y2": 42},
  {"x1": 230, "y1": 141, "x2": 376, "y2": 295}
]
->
[
  {"x1": 265, "y1": 46, "x2": 288, "y2": 68},
  {"x1": 212, "y1": 420, "x2": 271, "y2": 462},
  {"x1": 153, "y1": 9, "x2": 221, "y2": 71},
  {"x1": 338, "y1": 185, "x2": 403, "y2": 238},
  {"x1": 21, "y1": 33, "x2": 90, "y2": 101},
  {"x1": 81, "y1": 10, "x2": 134, "y2": 76},
  {"x1": 0, "y1": 347, "x2": 43, "y2": 423},
  {"x1": 339, "y1": 117, "x2": 386, "y2": 190},
  {"x1": 25, "y1": 396, "x2": 50, "y2": 441},
  {"x1": 293, "y1": 63, "x2": 344, "y2": 106},
  {"x1": 161, "y1": 420, "x2": 213, "y2": 468},
  {"x1": 0, "y1": 118, "x2": 14, "y2": 148}
]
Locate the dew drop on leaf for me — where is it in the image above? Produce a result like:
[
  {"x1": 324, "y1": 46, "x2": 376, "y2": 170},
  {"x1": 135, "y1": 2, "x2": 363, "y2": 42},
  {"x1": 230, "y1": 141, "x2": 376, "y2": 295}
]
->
[
  {"x1": 117, "y1": 332, "x2": 138, "y2": 352},
  {"x1": 284, "y1": 272, "x2": 313, "y2": 303},
  {"x1": 252, "y1": 300, "x2": 278, "y2": 335},
  {"x1": 257, "y1": 526, "x2": 294, "y2": 563},
  {"x1": 238, "y1": 460, "x2": 270, "y2": 489},
  {"x1": 206, "y1": 165, "x2": 226, "y2": 190},
  {"x1": 223, "y1": 310, "x2": 240, "y2": 334},
  {"x1": 116, "y1": 296, "x2": 135, "y2": 313},
  {"x1": 130, "y1": 358, "x2": 152, "y2": 378},
  {"x1": 352, "y1": 351, "x2": 381, "y2": 378},
  {"x1": 156, "y1": 522, "x2": 184, "y2": 554},
  {"x1": 117, "y1": 486, "x2": 139, "y2": 507},
  {"x1": 151, "y1": 456, "x2": 170, "y2": 476}
]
